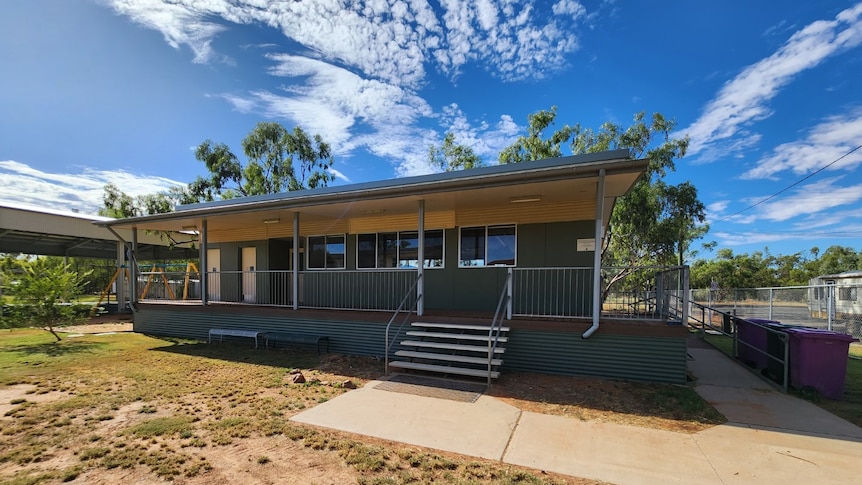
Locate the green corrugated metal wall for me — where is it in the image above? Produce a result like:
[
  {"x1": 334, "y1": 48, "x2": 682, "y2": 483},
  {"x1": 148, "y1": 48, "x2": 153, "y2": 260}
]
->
[
  {"x1": 134, "y1": 307, "x2": 387, "y2": 357},
  {"x1": 134, "y1": 307, "x2": 687, "y2": 383},
  {"x1": 502, "y1": 330, "x2": 687, "y2": 384}
]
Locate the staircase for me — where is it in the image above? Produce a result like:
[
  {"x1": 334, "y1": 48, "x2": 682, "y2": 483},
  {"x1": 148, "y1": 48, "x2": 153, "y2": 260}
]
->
[{"x1": 387, "y1": 322, "x2": 510, "y2": 381}]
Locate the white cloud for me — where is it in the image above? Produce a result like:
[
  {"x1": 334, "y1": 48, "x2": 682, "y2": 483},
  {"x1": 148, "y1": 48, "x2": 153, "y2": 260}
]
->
[
  {"x1": 793, "y1": 208, "x2": 862, "y2": 230},
  {"x1": 712, "y1": 230, "x2": 798, "y2": 247},
  {"x1": 105, "y1": 0, "x2": 227, "y2": 63},
  {"x1": 682, "y1": 3, "x2": 862, "y2": 159},
  {"x1": 742, "y1": 107, "x2": 862, "y2": 179},
  {"x1": 747, "y1": 177, "x2": 862, "y2": 223},
  {"x1": 328, "y1": 167, "x2": 351, "y2": 183},
  {"x1": 104, "y1": 0, "x2": 589, "y2": 86},
  {"x1": 0, "y1": 160, "x2": 185, "y2": 215},
  {"x1": 433, "y1": 103, "x2": 522, "y2": 161},
  {"x1": 102, "y1": 0, "x2": 589, "y2": 175}
]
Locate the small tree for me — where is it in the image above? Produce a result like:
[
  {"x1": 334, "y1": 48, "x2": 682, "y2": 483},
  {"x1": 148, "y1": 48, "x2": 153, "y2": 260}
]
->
[{"x1": 0, "y1": 258, "x2": 92, "y2": 341}]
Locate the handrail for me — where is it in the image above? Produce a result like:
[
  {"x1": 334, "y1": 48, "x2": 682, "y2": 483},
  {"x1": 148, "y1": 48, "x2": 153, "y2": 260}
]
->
[
  {"x1": 384, "y1": 273, "x2": 423, "y2": 374},
  {"x1": 677, "y1": 295, "x2": 790, "y2": 393},
  {"x1": 487, "y1": 269, "x2": 512, "y2": 386}
]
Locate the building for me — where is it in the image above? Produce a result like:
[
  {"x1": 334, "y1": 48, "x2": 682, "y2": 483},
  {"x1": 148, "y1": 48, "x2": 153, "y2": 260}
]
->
[{"x1": 97, "y1": 149, "x2": 690, "y2": 383}]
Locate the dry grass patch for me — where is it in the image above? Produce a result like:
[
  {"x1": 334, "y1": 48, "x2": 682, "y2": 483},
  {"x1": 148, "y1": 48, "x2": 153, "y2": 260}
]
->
[{"x1": 0, "y1": 321, "x2": 707, "y2": 483}]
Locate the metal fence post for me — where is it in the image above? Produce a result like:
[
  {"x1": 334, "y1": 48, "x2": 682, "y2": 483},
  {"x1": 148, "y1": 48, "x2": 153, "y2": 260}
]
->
[{"x1": 768, "y1": 288, "x2": 773, "y2": 320}]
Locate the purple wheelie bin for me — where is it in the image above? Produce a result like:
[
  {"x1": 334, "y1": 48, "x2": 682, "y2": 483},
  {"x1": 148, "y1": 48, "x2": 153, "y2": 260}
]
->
[
  {"x1": 785, "y1": 328, "x2": 857, "y2": 400},
  {"x1": 735, "y1": 318, "x2": 779, "y2": 369}
]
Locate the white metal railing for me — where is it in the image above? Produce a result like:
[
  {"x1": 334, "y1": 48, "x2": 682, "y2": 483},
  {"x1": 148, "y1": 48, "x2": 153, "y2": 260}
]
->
[
  {"x1": 512, "y1": 266, "x2": 689, "y2": 320},
  {"x1": 487, "y1": 269, "x2": 512, "y2": 385},
  {"x1": 139, "y1": 266, "x2": 693, "y2": 323},
  {"x1": 176, "y1": 269, "x2": 419, "y2": 312},
  {"x1": 602, "y1": 266, "x2": 689, "y2": 320},
  {"x1": 512, "y1": 267, "x2": 593, "y2": 317},
  {"x1": 384, "y1": 273, "x2": 423, "y2": 373}
]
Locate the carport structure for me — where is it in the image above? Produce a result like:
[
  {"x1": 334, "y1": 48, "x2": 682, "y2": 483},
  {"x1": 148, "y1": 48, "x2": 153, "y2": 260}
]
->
[{"x1": 0, "y1": 202, "x2": 196, "y2": 306}]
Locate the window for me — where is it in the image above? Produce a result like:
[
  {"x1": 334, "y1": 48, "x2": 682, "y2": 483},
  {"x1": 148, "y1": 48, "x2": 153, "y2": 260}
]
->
[
  {"x1": 459, "y1": 225, "x2": 516, "y2": 267},
  {"x1": 307, "y1": 235, "x2": 345, "y2": 269},
  {"x1": 356, "y1": 230, "x2": 444, "y2": 269},
  {"x1": 839, "y1": 286, "x2": 858, "y2": 301}
]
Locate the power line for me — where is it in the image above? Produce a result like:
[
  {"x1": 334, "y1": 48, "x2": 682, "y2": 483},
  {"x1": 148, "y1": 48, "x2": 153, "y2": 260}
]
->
[{"x1": 715, "y1": 144, "x2": 862, "y2": 223}]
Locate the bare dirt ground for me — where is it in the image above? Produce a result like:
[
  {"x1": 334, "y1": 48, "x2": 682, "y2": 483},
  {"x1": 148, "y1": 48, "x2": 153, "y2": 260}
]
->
[{"x1": 0, "y1": 320, "x2": 720, "y2": 484}]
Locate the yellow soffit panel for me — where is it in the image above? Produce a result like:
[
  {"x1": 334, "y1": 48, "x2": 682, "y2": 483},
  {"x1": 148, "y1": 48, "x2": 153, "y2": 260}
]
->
[
  {"x1": 349, "y1": 211, "x2": 456, "y2": 233},
  {"x1": 208, "y1": 227, "x2": 267, "y2": 243},
  {"x1": 456, "y1": 200, "x2": 595, "y2": 227}
]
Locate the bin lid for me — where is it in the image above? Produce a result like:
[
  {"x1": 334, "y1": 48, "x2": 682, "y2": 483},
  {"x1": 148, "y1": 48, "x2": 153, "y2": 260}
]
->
[
  {"x1": 784, "y1": 327, "x2": 858, "y2": 342},
  {"x1": 747, "y1": 318, "x2": 781, "y2": 324}
]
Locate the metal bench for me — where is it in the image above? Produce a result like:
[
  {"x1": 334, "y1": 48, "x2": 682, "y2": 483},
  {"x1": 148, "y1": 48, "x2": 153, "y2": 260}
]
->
[
  {"x1": 263, "y1": 332, "x2": 329, "y2": 354},
  {"x1": 208, "y1": 328, "x2": 261, "y2": 349}
]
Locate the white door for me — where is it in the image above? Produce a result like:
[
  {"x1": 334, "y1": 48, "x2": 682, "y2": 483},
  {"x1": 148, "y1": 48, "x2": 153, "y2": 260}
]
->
[
  {"x1": 206, "y1": 248, "x2": 221, "y2": 301},
  {"x1": 242, "y1": 246, "x2": 257, "y2": 303}
]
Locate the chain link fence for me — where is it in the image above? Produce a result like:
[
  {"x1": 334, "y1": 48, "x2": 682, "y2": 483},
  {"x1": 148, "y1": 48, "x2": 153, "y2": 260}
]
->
[{"x1": 691, "y1": 285, "x2": 862, "y2": 339}]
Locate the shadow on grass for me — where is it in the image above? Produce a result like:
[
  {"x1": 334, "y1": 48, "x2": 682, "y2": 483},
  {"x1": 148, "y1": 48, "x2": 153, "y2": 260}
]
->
[
  {"x1": 5, "y1": 340, "x2": 106, "y2": 358},
  {"x1": 147, "y1": 336, "x2": 383, "y2": 380}
]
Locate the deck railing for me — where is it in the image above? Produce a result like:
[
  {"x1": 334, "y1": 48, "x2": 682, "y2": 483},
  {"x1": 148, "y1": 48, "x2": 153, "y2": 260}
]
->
[
  {"x1": 512, "y1": 266, "x2": 689, "y2": 320},
  {"x1": 143, "y1": 269, "x2": 418, "y2": 312},
  {"x1": 512, "y1": 267, "x2": 593, "y2": 318},
  {"x1": 139, "y1": 266, "x2": 689, "y2": 321}
]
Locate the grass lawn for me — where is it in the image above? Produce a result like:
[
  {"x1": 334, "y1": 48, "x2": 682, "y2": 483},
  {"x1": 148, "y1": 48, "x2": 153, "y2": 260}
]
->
[
  {"x1": 703, "y1": 332, "x2": 862, "y2": 428},
  {"x1": 0, "y1": 326, "x2": 591, "y2": 484},
  {"x1": 0, "y1": 323, "x2": 728, "y2": 484}
]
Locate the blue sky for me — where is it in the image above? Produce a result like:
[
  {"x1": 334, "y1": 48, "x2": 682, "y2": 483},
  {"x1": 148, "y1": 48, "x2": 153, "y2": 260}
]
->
[{"x1": 1, "y1": 0, "x2": 861, "y2": 259}]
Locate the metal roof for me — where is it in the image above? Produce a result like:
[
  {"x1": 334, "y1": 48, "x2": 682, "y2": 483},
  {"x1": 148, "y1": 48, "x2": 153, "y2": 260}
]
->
[
  {"x1": 98, "y1": 149, "x2": 644, "y2": 229},
  {"x1": 0, "y1": 203, "x2": 195, "y2": 260}
]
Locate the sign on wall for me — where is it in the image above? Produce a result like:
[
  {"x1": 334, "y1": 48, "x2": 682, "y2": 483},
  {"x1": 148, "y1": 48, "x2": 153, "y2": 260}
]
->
[{"x1": 577, "y1": 238, "x2": 596, "y2": 251}]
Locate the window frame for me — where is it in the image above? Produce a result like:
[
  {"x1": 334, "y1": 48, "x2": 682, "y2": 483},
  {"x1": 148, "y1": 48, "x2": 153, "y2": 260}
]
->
[
  {"x1": 355, "y1": 229, "x2": 445, "y2": 270},
  {"x1": 458, "y1": 224, "x2": 517, "y2": 268},
  {"x1": 306, "y1": 234, "x2": 346, "y2": 270}
]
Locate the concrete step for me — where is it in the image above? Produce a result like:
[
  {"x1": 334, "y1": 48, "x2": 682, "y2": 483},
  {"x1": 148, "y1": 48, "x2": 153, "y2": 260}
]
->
[
  {"x1": 395, "y1": 350, "x2": 503, "y2": 367},
  {"x1": 411, "y1": 322, "x2": 510, "y2": 332},
  {"x1": 388, "y1": 360, "x2": 500, "y2": 379},
  {"x1": 406, "y1": 330, "x2": 508, "y2": 342},
  {"x1": 400, "y1": 340, "x2": 506, "y2": 354}
]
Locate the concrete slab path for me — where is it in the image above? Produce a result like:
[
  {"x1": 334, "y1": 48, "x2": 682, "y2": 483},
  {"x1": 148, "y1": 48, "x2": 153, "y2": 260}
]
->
[{"x1": 291, "y1": 345, "x2": 862, "y2": 484}]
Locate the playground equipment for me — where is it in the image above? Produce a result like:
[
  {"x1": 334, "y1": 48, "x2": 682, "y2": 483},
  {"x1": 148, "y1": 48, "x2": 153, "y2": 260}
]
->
[{"x1": 96, "y1": 262, "x2": 201, "y2": 307}]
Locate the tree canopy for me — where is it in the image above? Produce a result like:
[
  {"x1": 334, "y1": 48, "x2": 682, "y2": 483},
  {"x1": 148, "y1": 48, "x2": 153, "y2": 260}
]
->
[
  {"x1": 691, "y1": 245, "x2": 862, "y2": 289},
  {"x1": 428, "y1": 132, "x2": 482, "y2": 172},
  {"x1": 101, "y1": 122, "x2": 334, "y2": 217},
  {"x1": 498, "y1": 109, "x2": 707, "y2": 272},
  {"x1": 189, "y1": 122, "x2": 334, "y2": 201}
]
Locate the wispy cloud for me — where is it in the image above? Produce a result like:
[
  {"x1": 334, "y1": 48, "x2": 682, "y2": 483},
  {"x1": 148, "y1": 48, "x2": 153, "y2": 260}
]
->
[
  {"x1": 103, "y1": 0, "x2": 591, "y2": 175},
  {"x1": 721, "y1": 177, "x2": 862, "y2": 226},
  {"x1": 106, "y1": 0, "x2": 228, "y2": 64},
  {"x1": 742, "y1": 107, "x2": 862, "y2": 179},
  {"x1": 328, "y1": 167, "x2": 351, "y2": 183},
  {"x1": 104, "y1": 0, "x2": 587, "y2": 86},
  {"x1": 0, "y1": 160, "x2": 184, "y2": 215},
  {"x1": 682, "y1": 2, "x2": 862, "y2": 161}
]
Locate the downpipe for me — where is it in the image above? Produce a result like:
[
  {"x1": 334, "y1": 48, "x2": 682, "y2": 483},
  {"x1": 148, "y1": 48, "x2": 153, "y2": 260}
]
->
[{"x1": 583, "y1": 169, "x2": 605, "y2": 339}]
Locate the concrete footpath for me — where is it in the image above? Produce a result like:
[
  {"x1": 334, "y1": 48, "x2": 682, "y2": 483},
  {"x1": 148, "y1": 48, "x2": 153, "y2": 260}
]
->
[{"x1": 292, "y1": 345, "x2": 862, "y2": 484}]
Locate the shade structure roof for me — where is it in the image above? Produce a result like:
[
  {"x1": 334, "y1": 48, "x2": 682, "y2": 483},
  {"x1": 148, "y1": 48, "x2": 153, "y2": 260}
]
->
[
  {"x1": 98, "y1": 150, "x2": 648, "y2": 236},
  {"x1": 0, "y1": 203, "x2": 195, "y2": 260}
]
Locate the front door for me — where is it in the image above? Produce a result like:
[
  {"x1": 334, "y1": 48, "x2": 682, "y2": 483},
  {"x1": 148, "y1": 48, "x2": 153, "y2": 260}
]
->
[
  {"x1": 242, "y1": 246, "x2": 257, "y2": 303},
  {"x1": 206, "y1": 248, "x2": 221, "y2": 301}
]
